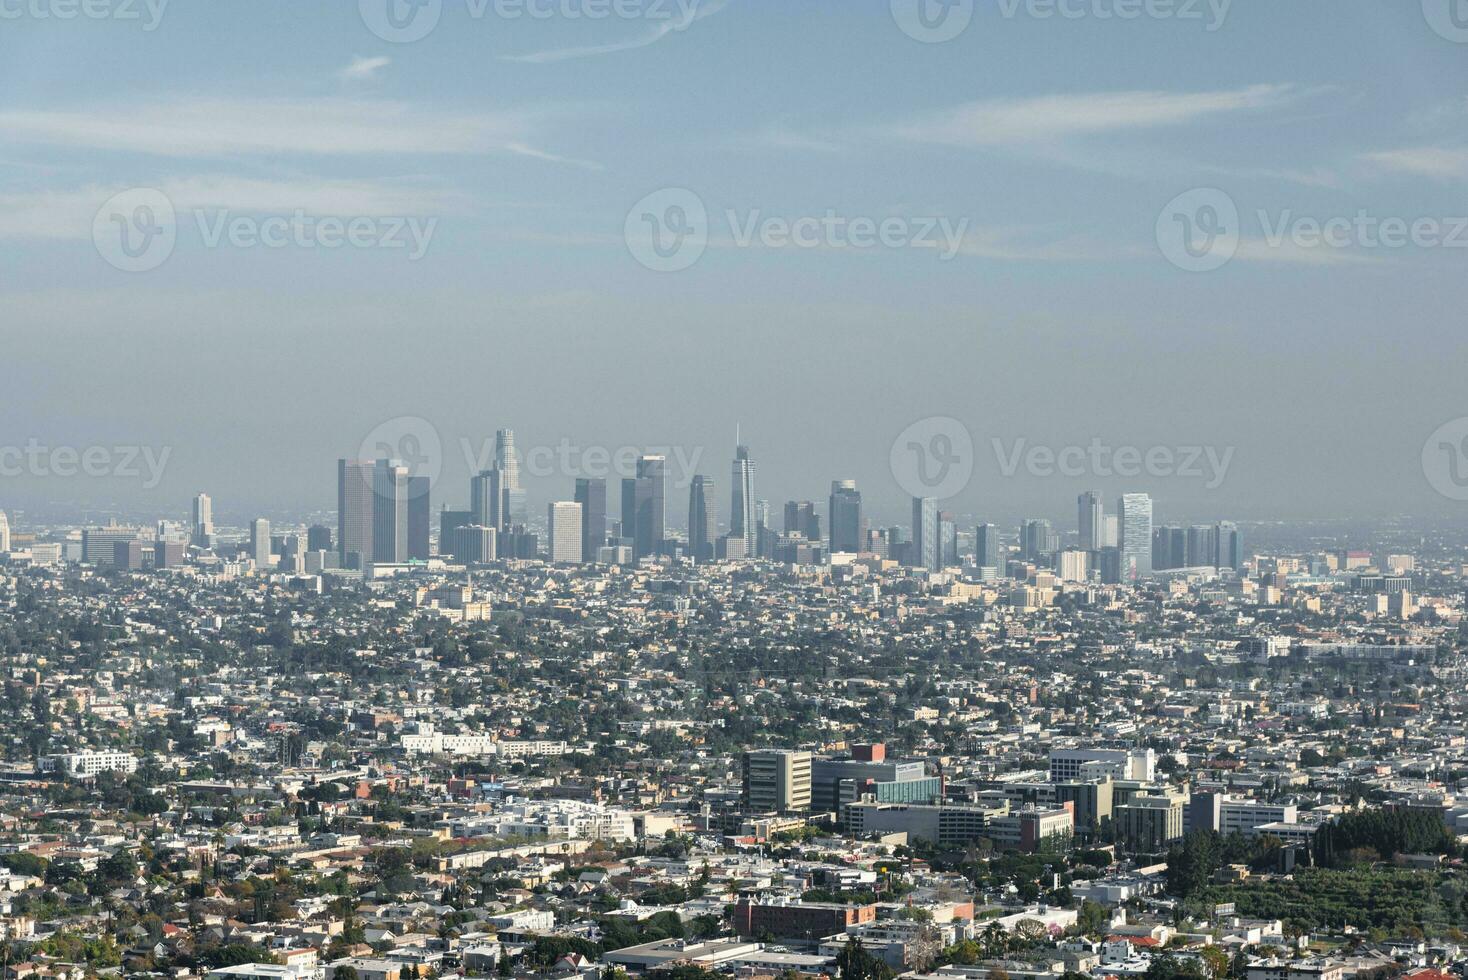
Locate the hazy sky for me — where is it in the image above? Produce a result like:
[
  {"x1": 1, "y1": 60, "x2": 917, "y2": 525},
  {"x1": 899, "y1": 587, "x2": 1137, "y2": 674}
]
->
[{"x1": 2, "y1": 0, "x2": 1467, "y2": 529}]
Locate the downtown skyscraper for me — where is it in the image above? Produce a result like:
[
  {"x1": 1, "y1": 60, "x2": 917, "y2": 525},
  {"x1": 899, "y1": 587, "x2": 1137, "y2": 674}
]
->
[
  {"x1": 828, "y1": 480, "x2": 862, "y2": 554},
  {"x1": 337, "y1": 459, "x2": 375, "y2": 570},
  {"x1": 1117, "y1": 493, "x2": 1154, "y2": 583},
  {"x1": 191, "y1": 492, "x2": 213, "y2": 548},
  {"x1": 575, "y1": 478, "x2": 607, "y2": 563},
  {"x1": 622, "y1": 455, "x2": 666, "y2": 560},
  {"x1": 1078, "y1": 490, "x2": 1103, "y2": 552},
  {"x1": 911, "y1": 496, "x2": 939, "y2": 572},
  {"x1": 495, "y1": 429, "x2": 527, "y2": 529},
  {"x1": 688, "y1": 475, "x2": 717, "y2": 564},
  {"x1": 372, "y1": 459, "x2": 409, "y2": 564},
  {"x1": 730, "y1": 444, "x2": 756, "y2": 558}
]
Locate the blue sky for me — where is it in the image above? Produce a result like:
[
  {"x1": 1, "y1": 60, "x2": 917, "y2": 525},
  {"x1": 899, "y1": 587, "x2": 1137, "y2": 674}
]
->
[{"x1": 2, "y1": 1, "x2": 1467, "y2": 526}]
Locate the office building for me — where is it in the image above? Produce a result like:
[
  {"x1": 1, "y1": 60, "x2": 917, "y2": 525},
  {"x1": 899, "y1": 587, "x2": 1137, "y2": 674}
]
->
[
  {"x1": 1078, "y1": 491, "x2": 1103, "y2": 551},
  {"x1": 809, "y1": 743, "x2": 940, "y2": 816},
  {"x1": 456, "y1": 524, "x2": 497, "y2": 564},
  {"x1": 0, "y1": 510, "x2": 8, "y2": 553},
  {"x1": 732, "y1": 901, "x2": 876, "y2": 941},
  {"x1": 495, "y1": 429, "x2": 527, "y2": 528},
  {"x1": 939, "y1": 513, "x2": 958, "y2": 568},
  {"x1": 730, "y1": 445, "x2": 757, "y2": 557},
  {"x1": 82, "y1": 525, "x2": 137, "y2": 568},
  {"x1": 828, "y1": 480, "x2": 862, "y2": 554},
  {"x1": 575, "y1": 478, "x2": 607, "y2": 563},
  {"x1": 1021, "y1": 519, "x2": 1058, "y2": 561},
  {"x1": 688, "y1": 475, "x2": 717, "y2": 563},
  {"x1": 622, "y1": 455, "x2": 666, "y2": 561},
  {"x1": 249, "y1": 518, "x2": 271, "y2": 566},
  {"x1": 191, "y1": 492, "x2": 213, "y2": 548},
  {"x1": 784, "y1": 501, "x2": 819, "y2": 541},
  {"x1": 911, "y1": 497, "x2": 938, "y2": 571},
  {"x1": 1115, "y1": 790, "x2": 1186, "y2": 852},
  {"x1": 1186, "y1": 524, "x2": 1217, "y2": 568},
  {"x1": 547, "y1": 501, "x2": 583, "y2": 563},
  {"x1": 372, "y1": 459, "x2": 409, "y2": 564},
  {"x1": 1216, "y1": 521, "x2": 1242, "y2": 570},
  {"x1": 1117, "y1": 493, "x2": 1153, "y2": 582},
  {"x1": 1057, "y1": 549, "x2": 1089, "y2": 582},
  {"x1": 1049, "y1": 748, "x2": 1156, "y2": 782},
  {"x1": 975, "y1": 523, "x2": 1001, "y2": 570},
  {"x1": 306, "y1": 524, "x2": 332, "y2": 553},
  {"x1": 337, "y1": 459, "x2": 375, "y2": 570},
  {"x1": 407, "y1": 476, "x2": 431, "y2": 560},
  {"x1": 114, "y1": 539, "x2": 145, "y2": 571},
  {"x1": 741, "y1": 749, "x2": 812, "y2": 813}
]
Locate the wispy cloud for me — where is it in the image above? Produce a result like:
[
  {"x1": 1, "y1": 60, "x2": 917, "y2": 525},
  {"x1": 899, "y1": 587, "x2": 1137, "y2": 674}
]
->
[
  {"x1": 339, "y1": 55, "x2": 392, "y2": 82},
  {"x1": 505, "y1": 142, "x2": 605, "y2": 172},
  {"x1": 1362, "y1": 146, "x2": 1468, "y2": 180},
  {"x1": 1233, "y1": 238, "x2": 1381, "y2": 267},
  {"x1": 499, "y1": 0, "x2": 727, "y2": 63},
  {"x1": 0, "y1": 98, "x2": 565, "y2": 160},
  {"x1": 883, "y1": 85, "x2": 1302, "y2": 147}
]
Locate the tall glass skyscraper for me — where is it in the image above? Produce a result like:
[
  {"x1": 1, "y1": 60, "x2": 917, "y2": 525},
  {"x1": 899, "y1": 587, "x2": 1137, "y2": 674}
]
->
[
  {"x1": 828, "y1": 480, "x2": 862, "y2": 554},
  {"x1": 730, "y1": 445, "x2": 756, "y2": 557},
  {"x1": 575, "y1": 477, "x2": 607, "y2": 562},
  {"x1": 688, "y1": 475, "x2": 717, "y2": 563},
  {"x1": 911, "y1": 496, "x2": 939, "y2": 571},
  {"x1": 975, "y1": 522, "x2": 1001, "y2": 570},
  {"x1": 1078, "y1": 490, "x2": 1103, "y2": 551},
  {"x1": 1117, "y1": 493, "x2": 1153, "y2": 582},
  {"x1": 373, "y1": 459, "x2": 409, "y2": 563},
  {"x1": 495, "y1": 429, "x2": 527, "y2": 528},
  {"x1": 337, "y1": 459, "x2": 375, "y2": 570}
]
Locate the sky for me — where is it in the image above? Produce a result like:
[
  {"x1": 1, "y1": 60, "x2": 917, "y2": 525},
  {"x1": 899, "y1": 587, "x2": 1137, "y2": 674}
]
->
[{"x1": 2, "y1": 0, "x2": 1468, "y2": 530}]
